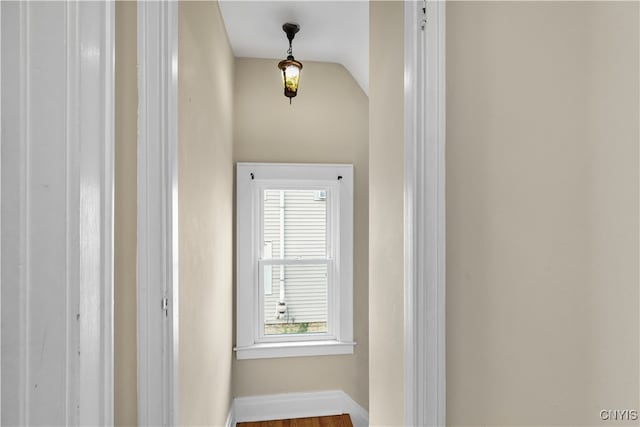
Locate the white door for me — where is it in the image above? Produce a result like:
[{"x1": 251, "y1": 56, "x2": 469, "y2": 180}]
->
[{"x1": 1, "y1": 2, "x2": 114, "y2": 424}]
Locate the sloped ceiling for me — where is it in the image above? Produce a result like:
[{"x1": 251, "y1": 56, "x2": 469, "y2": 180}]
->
[{"x1": 219, "y1": 1, "x2": 369, "y2": 95}]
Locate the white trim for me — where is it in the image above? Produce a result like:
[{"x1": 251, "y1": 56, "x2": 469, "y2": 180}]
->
[
  {"x1": 225, "y1": 407, "x2": 236, "y2": 427},
  {"x1": 75, "y1": 2, "x2": 115, "y2": 424},
  {"x1": 229, "y1": 391, "x2": 368, "y2": 427},
  {"x1": 235, "y1": 163, "x2": 354, "y2": 359},
  {"x1": 137, "y1": 2, "x2": 179, "y2": 426},
  {"x1": 403, "y1": 3, "x2": 419, "y2": 423},
  {"x1": 100, "y1": 2, "x2": 115, "y2": 421},
  {"x1": 404, "y1": 1, "x2": 446, "y2": 426},
  {"x1": 1, "y1": 2, "x2": 114, "y2": 424},
  {"x1": 235, "y1": 340, "x2": 356, "y2": 360},
  {"x1": 0, "y1": 3, "x2": 2, "y2": 422}
]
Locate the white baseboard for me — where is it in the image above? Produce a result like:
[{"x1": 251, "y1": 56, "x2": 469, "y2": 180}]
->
[
  {"x1": 225, "y1": 403, "x2": 236, "y2": 427},
  {"x1": 226, "y1": 390, "x2": 369, "y2": 427}
]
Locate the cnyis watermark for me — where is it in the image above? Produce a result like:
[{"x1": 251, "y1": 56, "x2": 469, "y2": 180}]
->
[{"x1": 600, "y1": 409, "x2": 639, "y2": 421}]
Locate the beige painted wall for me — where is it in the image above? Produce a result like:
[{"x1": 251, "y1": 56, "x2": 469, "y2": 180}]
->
[
  {"x1": 368, "y1": 1, "x2": 405, "y2": 426},
  {"x1": 232, "y1": 58, "x2": 369, "y2": 409},
  {"x1": 117, "y1": 2, "x2": 638, "y2": 426},
  {"x1": 178, "y1": 2, "x2": 234, "y2": 425},
  {"x1": 114, "y1": 2, "x2": 137, "y2": 426},
  {"x1": 446, "y1": 2, "x2": 639, "y2": 425}
]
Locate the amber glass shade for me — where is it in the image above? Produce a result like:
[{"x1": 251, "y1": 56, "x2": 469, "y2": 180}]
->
[{"x1": 278, "y1": 57, "x2": 303, "y2": 99}]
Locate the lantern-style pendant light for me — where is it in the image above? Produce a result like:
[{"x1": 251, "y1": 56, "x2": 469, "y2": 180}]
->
[{"x1": 277, "y1": 23, "x2": 303, "y2": 104}]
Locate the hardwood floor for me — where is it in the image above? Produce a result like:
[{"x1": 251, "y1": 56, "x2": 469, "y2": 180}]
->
[{"x1": 237, "y1": 414, "x2": 353, "y2": 427}]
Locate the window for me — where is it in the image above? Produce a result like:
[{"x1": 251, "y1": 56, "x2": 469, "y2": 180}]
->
[{"x1": 235, "y1": 163, "x2": 354, "y2": 359}]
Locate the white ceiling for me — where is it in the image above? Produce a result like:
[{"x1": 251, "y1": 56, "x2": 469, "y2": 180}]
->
[{"x1": 218, "y1": 1, "x2": 369, "y2": 94}]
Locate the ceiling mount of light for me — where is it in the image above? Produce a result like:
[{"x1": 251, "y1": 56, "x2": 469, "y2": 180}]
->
[{"x1": 277, "y1": 23, "x2": 303, "y2": 104}]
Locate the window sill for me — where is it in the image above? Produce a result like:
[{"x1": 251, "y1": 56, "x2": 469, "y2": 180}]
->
[{"x1": 234, "y1": 340, "x2": 356, "y2": 360}]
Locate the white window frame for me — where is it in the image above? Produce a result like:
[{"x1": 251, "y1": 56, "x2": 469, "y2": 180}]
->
[{"x1": 235, "y1": 163, "x2": 355, "y2": 360}]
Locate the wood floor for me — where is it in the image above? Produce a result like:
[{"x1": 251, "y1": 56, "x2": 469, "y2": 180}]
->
[{"x1": 237, "y1": 414, "x2": 353, "y2": 427}]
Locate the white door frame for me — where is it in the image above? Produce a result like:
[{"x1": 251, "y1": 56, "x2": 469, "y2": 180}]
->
[
  {"x1": 1, "y1": 2, "x2": 114, "y2": 424},
  {"x1": 136, "y1": 1, "x2": 179, "y2": 425},
  {"x1": 133, "y1": 1, "x2": 442, "y2": 425},
  {"x1": 404, "y1": 0, "x2": 446, "y2": 425}
]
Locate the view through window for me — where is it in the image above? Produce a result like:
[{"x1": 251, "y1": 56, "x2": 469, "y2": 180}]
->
[{"x1": 261, "y1": 189, "x2": 330, "y2": 336}]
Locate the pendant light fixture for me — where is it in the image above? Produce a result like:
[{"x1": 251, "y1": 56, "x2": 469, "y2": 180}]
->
[{"x1": 277, "y1": 23, "x2": 303, "y2": 104}]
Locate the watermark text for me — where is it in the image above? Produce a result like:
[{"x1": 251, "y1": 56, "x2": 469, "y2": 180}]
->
[{"x1": 600, "y1": 409, "x2": 638, "y2": 421}]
